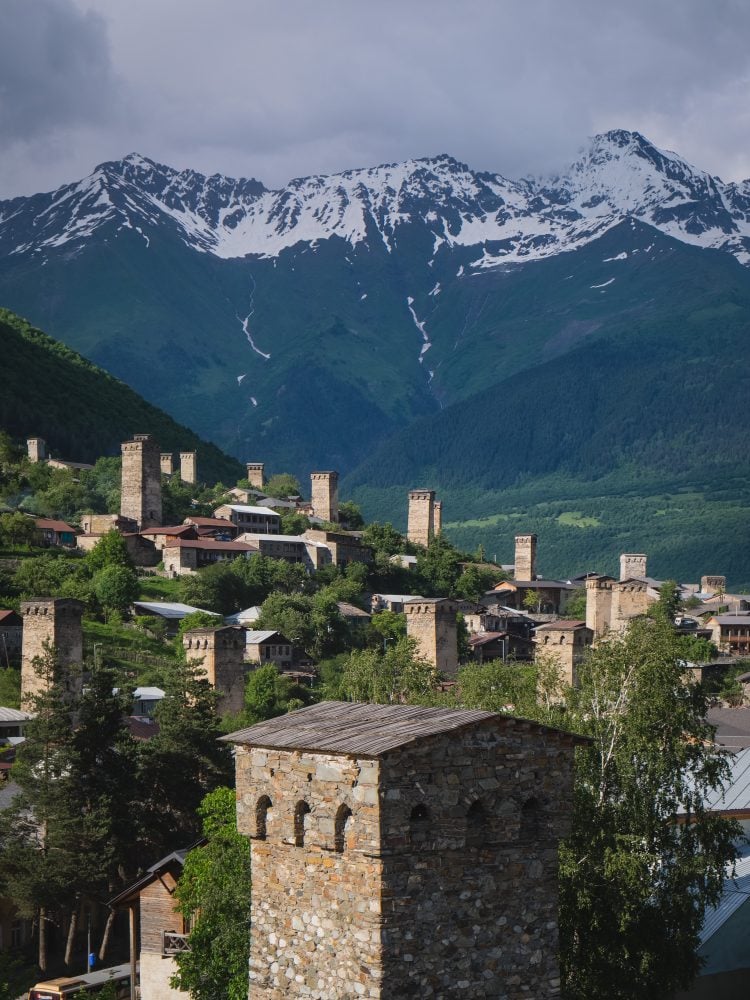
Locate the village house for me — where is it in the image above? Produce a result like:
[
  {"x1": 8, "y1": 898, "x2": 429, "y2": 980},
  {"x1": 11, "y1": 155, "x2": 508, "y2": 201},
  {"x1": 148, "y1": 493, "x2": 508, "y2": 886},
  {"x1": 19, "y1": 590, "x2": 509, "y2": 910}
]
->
[
  {"x1": 34, "y1": 517, "x2": 77, "y2": 548},
  {"x1": 226, "y1": 700, "x2": 584, "y2": 999},
  {"x1": 243, "y1": 630, "x2": 295, "y2": 669},
  {"x1": 234, "y1": 532, "x2": 331, "y2": 571},
  {"x1": 302, "y1": 528, "x2": 372, "y2": 567},
  {"x1": 705, "y1": 613, "x2": 750, "y2": 657},
  {"x1": 371, "y1": 593, "x2": 425, "y2": 613},
  {"x1": 492, "y1": 577, "x2": 578, "y2": 616},
  {"x1": 138, "y1": 524, "x2": 198, "y2": 551},
  {"x1": 213, "y1": 504, "x2": 280, "y2": 535},
  {"x1": 162, "y1": 538, "x2": 258, "y2": 576},
  {"x1": 109, "y1": 847, "x2": 195, "y2": 1000},
  {"x1": 181, "y1": 515, "x2": 238, "y2": 539}
]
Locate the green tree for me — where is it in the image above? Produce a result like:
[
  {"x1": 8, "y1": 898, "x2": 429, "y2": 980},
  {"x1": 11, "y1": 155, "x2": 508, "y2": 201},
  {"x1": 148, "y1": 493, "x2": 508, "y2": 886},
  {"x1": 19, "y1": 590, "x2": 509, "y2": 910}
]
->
[
  {"x1": 171, "y1": 787, "x2": 251, "y2": 1000},
  {"x1": 137, "y1": 658, "x2": 232, "y2": 860},
  {"x1": 559, "y1": 617, "x2": 740, "y2": 999},
  {"x1": 93, "y1": 564, "x2": 139, "y2": 619},
  {"x1": 244, "y1": 663, "x2": 296, "y2": 724},
  {"x1": 85, "y1": 529, "x2": 134, "y2": 573},
  {"x1": 522, "y1": 588, "x2": 542, "y2": 613},
  {"x1": 361, "y1": 521, "x2": 404, "y2": 557},
  {"x1": 416, "y1": 534, "x2": 462, "y2": 596},
  {"x1": 279, "y1": 510, "x2": 310, "y2": 535},
  {"x1": 263, "y1": 473, "x2": 301, "y2": 498},
  {"x1": 339, "y1": 637, "x2": 438, "y2": 704},
  {"x1": 649, "y1": 579, "x2": 681, "y2": 624},
  {"x1": 455, "y1": 658, "x2": 538, "y2": 715},
  {"x1": 453, "y1": 563, "x2": 501, "y2": 602},
  {"x1": 338, "y1": 500, "x2": 364, "y2": 529},
  {"x1": 370, "y1": 610, "x2": 407, "y2": 646},
  {"x1": 0, "y1": 512, "x2": 38, "y2": 549}
]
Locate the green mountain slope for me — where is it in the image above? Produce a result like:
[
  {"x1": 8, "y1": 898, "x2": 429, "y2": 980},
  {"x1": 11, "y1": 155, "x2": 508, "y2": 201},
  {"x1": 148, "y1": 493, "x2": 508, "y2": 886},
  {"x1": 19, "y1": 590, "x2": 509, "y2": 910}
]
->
[
  {"x1": 0, "y1": 308, "x2": 243, "y2": 484},
  {"x1": 343, "y1": 252, "x2": 750, "y2": 585}
]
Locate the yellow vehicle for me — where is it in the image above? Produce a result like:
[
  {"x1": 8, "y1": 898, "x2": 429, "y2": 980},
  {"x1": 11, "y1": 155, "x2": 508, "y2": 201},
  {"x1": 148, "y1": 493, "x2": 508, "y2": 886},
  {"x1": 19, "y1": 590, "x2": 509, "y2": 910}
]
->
[{"x1": 29, "y1": 962, "x2": 133, "y2": 999}]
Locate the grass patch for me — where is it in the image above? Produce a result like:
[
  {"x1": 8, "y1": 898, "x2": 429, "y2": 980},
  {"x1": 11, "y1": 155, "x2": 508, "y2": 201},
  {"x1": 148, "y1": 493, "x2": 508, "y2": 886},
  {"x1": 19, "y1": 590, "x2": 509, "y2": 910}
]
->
[
  {"x1": 138, "y1": 575, "x2": 183, "y2": 601},
  {"x1": 557, "y1": 511, "x2": 601, "y2": 528}
]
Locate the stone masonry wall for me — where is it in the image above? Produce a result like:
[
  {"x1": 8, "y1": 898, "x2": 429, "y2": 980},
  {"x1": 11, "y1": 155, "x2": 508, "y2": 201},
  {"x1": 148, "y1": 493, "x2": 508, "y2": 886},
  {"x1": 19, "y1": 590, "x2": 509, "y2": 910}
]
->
[
  {"x1": 235, "y1": 746, "x2": 385, "y2": 998},
  {"x1": 179, "y1": 451, "x2": 197, "y2": 485},
  {"x1": 310, "y1": 472, "x2": 339, "y2": 523},
  {"x1": 247, "y1": 463, "x2": 265, "y2": 490},
  {"x1": 234, "y1": 716, "x2": 577, "y2": 999},
  {"x1": 404, "y1": 600, "x2": 458, "y2": 676},
  {"x1": 619, "y1": 553, "x2": 647, "y2": 581},
  {"x1": 121, "y1": 435, "x2": 162, "y2": 529},
  {"x1": 407, "y1": 490, "x2": 434, "y2": 548},
  {"x1": 183, "y1": 627, "x2": 246, "y2": 716},
  {"x1": 160, "y1": 453, "x2": 174, "y2": 476},
  {"x1": 585, "y1": 578, "x2": 613, "y2": 639},
  {"x1": 612, "y1": 580, "x2": 649, "y2": 630},
  {"x1": 377, "y1": 719, "x2": 577, "y2": 998},
  {"x1": 514, "y1": 534, "x2": 537, "y2": 582},
  {"x1": 20, "y1": 598, "x2": 84, "y2": 706}
]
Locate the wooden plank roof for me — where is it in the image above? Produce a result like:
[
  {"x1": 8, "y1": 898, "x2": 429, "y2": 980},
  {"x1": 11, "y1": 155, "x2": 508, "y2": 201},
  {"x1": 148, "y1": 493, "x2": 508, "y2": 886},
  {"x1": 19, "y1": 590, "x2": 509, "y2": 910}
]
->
[{"x1": 222, "y1": 700, "x2": 580, "y2": 757}]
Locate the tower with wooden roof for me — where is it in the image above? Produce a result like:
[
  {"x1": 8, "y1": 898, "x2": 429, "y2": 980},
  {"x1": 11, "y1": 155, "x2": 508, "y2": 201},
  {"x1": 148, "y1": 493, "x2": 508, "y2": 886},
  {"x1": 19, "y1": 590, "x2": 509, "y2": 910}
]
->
[{"x1": 225, "y1": 701, "x2": 583, "y2": 999}]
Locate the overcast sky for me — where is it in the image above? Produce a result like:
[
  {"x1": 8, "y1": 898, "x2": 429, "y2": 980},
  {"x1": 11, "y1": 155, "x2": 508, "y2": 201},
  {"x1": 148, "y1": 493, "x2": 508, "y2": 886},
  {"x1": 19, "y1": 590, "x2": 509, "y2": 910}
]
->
[{"x1": 2, "y1": 0, "x2": 750, "y2": 199}]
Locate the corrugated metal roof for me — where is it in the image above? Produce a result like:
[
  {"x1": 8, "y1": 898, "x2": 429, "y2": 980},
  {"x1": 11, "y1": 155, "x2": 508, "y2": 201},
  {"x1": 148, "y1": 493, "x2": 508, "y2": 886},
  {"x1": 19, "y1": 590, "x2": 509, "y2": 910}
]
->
[
  {"x1": 701, "y1": 747, "x2": 750, "y2": 813},
  {"x1": 244, "y1": 630, "x2": 283, "y2": 644},
  {"x1": 0, "y1": 707, "x2": 34, "y2": 723},
  {"x1": 223, "y1": 505, "x2": 279, "y2": 516},
  {"x1": 133, "y1": 601, "x2": 221, "y2": 619},
  {"x1": 700, "y1": 854, "x2": 750, "y2": 945},
  {"x1": 535, "y1": 620, "x2": 587, "y2": 631},
  {"x1": 222, "y1": 700, "x2": 577, "y2": 757},
  {"x1": 225, "y1": 606, "x2": 261, "y2": 624}
]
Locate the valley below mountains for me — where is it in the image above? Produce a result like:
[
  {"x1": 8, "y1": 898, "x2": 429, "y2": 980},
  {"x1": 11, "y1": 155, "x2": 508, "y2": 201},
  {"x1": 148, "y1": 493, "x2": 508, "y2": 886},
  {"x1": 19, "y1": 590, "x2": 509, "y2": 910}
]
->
[{"x1": 1, "y1": 129, "x2": 749, "y2": 582}]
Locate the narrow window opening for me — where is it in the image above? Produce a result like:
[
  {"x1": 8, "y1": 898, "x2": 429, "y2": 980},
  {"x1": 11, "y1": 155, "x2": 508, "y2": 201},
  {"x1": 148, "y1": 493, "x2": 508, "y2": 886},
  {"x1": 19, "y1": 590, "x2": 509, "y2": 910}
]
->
[
  {"x1": 256, "y1": 795, "x2": 272, "y2": 840},
  {"x1": 294, "y1": 800, "x2": 311, "y2": 847},
  {"x1": 519, "y1": 798, "x2": 541, "y2": 841},
  {"x1": 466, "y1": 799, "x2": 488, "y2": 847},
  {"x1": 334, "y1": 804, "x2": 353, "y2": 853},
  {"x1": 409, "y1": 803, "x2": 431, "y2": 845}
]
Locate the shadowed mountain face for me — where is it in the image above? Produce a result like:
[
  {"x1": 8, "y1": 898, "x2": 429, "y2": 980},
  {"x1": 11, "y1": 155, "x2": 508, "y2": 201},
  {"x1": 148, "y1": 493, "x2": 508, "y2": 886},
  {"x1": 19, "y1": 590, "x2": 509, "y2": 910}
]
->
[{"x1": 1, "y1": 131, "x2": 749, "y2": 579}]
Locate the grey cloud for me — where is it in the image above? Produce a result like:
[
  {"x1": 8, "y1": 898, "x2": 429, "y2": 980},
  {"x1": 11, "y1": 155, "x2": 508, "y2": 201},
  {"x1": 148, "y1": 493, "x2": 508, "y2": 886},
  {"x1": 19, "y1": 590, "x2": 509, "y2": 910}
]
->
[
  {"x1": 0, "y1": 0, "x2": 119, "y2": 140},
  {"x1": 2, "y1": 0, "x2": 750, "y2": 197}
]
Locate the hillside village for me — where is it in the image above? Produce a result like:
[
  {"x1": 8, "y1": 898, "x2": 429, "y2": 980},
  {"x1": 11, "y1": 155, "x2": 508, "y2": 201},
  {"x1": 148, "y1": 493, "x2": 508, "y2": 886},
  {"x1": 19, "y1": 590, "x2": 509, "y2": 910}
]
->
[{"x1": 1, "y1": 430, "x2": 749, "y2": 999}]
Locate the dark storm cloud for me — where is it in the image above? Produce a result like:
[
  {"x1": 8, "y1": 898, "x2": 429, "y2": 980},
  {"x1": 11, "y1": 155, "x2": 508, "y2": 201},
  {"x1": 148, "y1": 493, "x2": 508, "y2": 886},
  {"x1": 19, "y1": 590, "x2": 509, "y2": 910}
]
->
[{"x1": 2, "y1": 0, "x2": 750, "y2": 197}]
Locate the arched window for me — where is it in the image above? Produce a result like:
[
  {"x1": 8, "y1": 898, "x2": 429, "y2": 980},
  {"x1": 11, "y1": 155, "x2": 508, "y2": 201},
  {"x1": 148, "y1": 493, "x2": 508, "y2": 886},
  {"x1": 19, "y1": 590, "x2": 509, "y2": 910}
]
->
[
  {"x1": 294, "y1": 800, "x2": 311, "y2": 847},
  {"x1": 466, "y1": 799, "x2": 488, "y2": 847},
  {"x1": 255, "y1": 795, "x2": 272, "y2": 840},
  {"x1": 334, "y1": 804, "x2": 353, "y2": 853},
  {"x1": 409, "y1": 803, "x2": 431, "y2": 845},
  {"x1": 519, "y1": 798, "x2": 541, "y2": 841}
]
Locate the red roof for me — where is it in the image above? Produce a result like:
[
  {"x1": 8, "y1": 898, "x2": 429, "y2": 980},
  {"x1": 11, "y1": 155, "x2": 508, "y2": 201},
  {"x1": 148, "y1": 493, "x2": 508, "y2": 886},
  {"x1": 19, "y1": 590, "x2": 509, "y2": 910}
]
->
[
  {"x1": 468, "y1": 632, "x2": 508, "y2": 646},
  {"x1": 0, "y1": 610, "x2": 21, "y2": 626},
  {"x1": 184, "y1": 516, "x2": 233, "y2": 527},
  {"x1": 139, "y1": 525, "x2": 196, "y2": 537},
  {"x1": 35, "y1": 518, "x2": 76, "y2": 533}
]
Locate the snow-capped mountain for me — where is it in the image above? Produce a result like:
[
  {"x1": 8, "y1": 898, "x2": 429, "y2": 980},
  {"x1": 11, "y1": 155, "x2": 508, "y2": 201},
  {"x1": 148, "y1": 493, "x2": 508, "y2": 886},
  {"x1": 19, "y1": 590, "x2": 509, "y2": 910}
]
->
[{"x1": 3, "y1": 129, "x2": 750, "y2": 266}]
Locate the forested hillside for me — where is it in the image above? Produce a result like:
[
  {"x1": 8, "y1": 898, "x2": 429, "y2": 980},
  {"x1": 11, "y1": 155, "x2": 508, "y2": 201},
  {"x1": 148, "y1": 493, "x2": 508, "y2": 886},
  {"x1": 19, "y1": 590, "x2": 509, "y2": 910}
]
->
[{"x1": 0, "y1": 309, "x2": 243, "y2": 484}]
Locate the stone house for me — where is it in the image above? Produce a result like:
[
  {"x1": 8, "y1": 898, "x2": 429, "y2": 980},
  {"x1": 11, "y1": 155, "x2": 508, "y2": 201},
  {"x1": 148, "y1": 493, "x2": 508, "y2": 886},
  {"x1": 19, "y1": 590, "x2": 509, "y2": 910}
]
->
[
  {"x1": 213, "y1": 504, "x2": 280, "y2": 535},
  {"x1": 303, "y1": 528, "x2": 372, "y2": 567},
  {"x1": 225, "y1": 700, "x2": 584, "y2": 999},
  {"x1": 162, "y1": 538, "x2": 258, "y2": 576},
  {"x1": 234, "y1": 533, "x2": 330, "y2": 571},
  {"x1": 109, "y1": 847, "x2": 196, "y2": 1000},
  {"x1": 371, "y1": 593, "x2": 424, "y2": 613},
  {"x1": 244, "y1": 630, "x2": 295, "y2": 669},
  {"x1": 181, "y1": 515, "x2": 238, "y2": 539},
  {"x1": 493, "y1": 579, "x2": 577, "y2": 616},
  {"x1": 467, "y1": 631, "x2": 510, "y2": 662},
  {"x1": 138, "y1": 524, "x2": 198, "y2": 552}
]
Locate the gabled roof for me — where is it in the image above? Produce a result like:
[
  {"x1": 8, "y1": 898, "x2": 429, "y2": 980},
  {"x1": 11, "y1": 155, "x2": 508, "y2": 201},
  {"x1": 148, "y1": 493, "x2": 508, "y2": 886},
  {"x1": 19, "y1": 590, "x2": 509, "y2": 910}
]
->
[
  {"x1": 109, "y1": 844, "x2": 199, "y2": 907},
  {"x1": 0, "y1": 610, "x2": 21, "y2": 625},
  {"x1": 0, "y1": 706, "x2": 35, "y2": 723},
  {"x1": 223, "y1": 700, "x2": 583, "y2": 757},
  {"x1": 165, "y1": 538, "x2": 257, "y2": 552},
  {"x1": 220, "y1": 504, "x2": 279, "y2": 516},
  {"x1": 34, "y1": 518, "x2": 76, "y2": 532},
  {"x1": 699, "y1": 854, "x2": 750, "y2": 947},
  {"x1": 535, "y1": 620, "x2": 587, "y2": 631},
  {"x1": 244, "y1": 630, "x2": 288, "y2": 644}
]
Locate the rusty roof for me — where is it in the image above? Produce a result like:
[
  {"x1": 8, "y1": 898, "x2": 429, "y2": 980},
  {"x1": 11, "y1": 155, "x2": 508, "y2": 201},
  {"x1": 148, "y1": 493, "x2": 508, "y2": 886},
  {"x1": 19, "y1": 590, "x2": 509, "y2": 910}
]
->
[
  {"x1": 223, "y1": 700, "x2": 579, "y2": 757},
  {"x1": 165, "y1": 538, "x2": 258, "y2": 551},
  {"x1": 535, "y1": 620, "x2": 587, "y2": 631},
  {"x1": 34, "y1": 518, "x2": 76, "y2": 532}
]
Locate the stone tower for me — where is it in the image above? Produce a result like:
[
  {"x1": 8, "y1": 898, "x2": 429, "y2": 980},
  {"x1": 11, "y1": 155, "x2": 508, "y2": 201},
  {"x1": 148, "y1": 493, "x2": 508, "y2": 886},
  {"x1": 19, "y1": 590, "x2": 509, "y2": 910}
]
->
[
  {"x1": 534, "y1": 620, "x2": 593, "y2": 687},
  {"x1": 246, "y1": 463, "x2": 265, "y2": 490},
  {"x1": 26, "y1": 437, "x2": 46, "y2": 463},
  {"x1": 433, "y1": 499, "x2": 443, "y2": 535},
  {"x1": 183, "y1": 626, "x2": 246, "y2": 716},
  {"x1": 585, "y1": 575, "x2": 614, "y2": 640},
  {"x1": 514, "y1": 533, "x2": 538, "y2": 581},
  {"x1": 227, "y1": 700, "x2": 582, "y2": 999},
  {"x1": 20, "y1": 598, "x2": 84, "y2": 706},
  {"x1": 407, "y1": 489, "x2": 434, "y2": 547},
  {"x1": 612, "y1": 579, "x2": 649, "y2": 629},
  {"x1": 180, "y1": 451, "x2": 197, "y2": 485},
  {"x1": 121, "y1": 434, "x2": 162, "y2": 529},
  {"x1": 404, "y1": 597, "x2": 458, "y2": 676},
  {"x1": 619, "y1": 553, "x2": 647, "y2": 581},
  {"x1": 701, "y1": 575, "x2": 726, "y2": 595},
  {"x1": 160, "y1": 452, "x2": 174, "y2": 476},
  {"x1": 310, "y1": 471, "x2": 339, "y2": 523}
]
